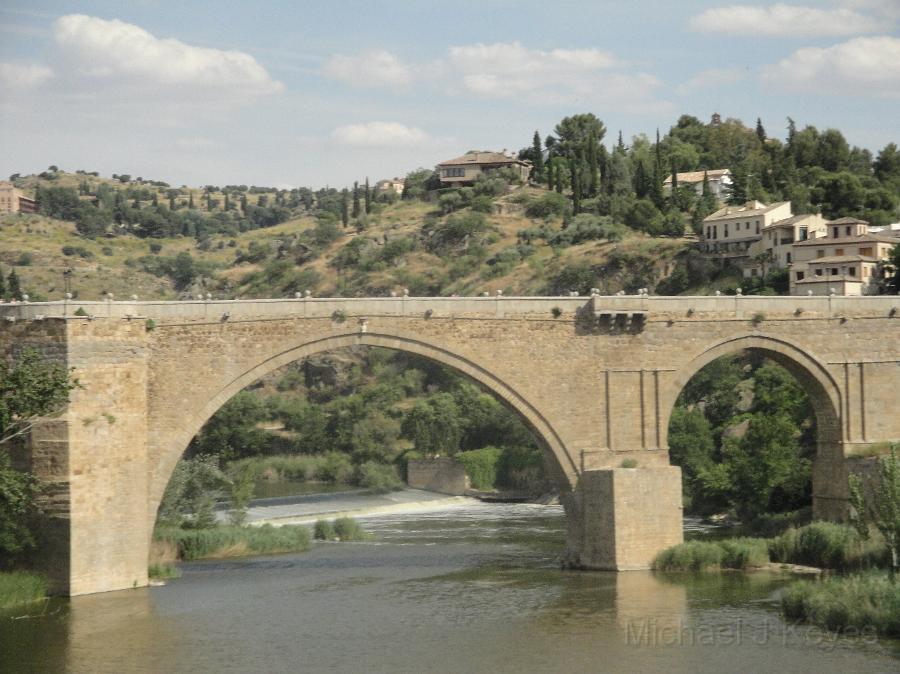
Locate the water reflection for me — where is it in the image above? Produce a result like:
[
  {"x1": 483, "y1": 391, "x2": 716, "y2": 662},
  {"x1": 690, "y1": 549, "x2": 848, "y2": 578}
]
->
[{"x1": 1, "y1": 503, "x2": 897, "y2": 673}]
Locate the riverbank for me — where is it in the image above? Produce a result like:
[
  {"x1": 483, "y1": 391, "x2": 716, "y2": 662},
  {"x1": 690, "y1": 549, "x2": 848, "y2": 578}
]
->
[{"x1": 0, "y1": 571, "x2": 47, "y2": 610}]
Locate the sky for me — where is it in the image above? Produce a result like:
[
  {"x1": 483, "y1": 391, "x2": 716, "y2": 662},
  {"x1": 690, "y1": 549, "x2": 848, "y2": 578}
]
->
[{"x1": 1, "y1": 1, "x2": 899, "y2": 189}]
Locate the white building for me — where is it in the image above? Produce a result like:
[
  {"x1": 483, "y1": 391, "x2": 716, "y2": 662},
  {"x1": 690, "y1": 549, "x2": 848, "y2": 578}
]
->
[
  {"x1": 663, "y1": 168, "x2": 731, "y2": 201},
  {"x1": 701, "y1": 200, "x2": 793, "y2": 257},
  {"x1": 744, "y1": 213, "x2": 828, "y2": 277}
]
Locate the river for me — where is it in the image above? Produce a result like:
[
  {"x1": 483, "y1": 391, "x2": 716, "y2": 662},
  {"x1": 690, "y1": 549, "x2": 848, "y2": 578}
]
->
[{"x1": 2, "y1": 500, "x2": 898, "y2": 673}]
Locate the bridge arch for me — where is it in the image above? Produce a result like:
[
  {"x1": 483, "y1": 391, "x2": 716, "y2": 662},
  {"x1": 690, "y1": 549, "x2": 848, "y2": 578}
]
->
[
  {"x1": 148, "y1": 330, "x2": 576, "y2": 526},
  {"x1": 660, "y1": 333, "x2": 846, "y2": 518}
]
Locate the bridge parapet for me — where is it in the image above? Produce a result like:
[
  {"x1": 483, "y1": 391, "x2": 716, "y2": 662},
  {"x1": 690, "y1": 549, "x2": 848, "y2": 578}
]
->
[{"x1": 0, "y1": 294, "x2": 897, "y2": 322}]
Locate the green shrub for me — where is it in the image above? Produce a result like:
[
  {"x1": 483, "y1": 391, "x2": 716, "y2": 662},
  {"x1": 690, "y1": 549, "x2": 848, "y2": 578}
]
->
[
  {"x1": 0, "y1": 571, "x2": 47, "y2": 609},
  {"x1": 333, "y1": 517, "x2": 369, "y2": 541},
  {"x1": 620, "y1": 458, "x2": 638, "y2": 468},
  {"x1": 525, "y1": 192, "x2": 569, "y2": 219},
  {"x1": 74, "y1": 307, "x2": 88, "y2": 316},
  {"x1": 782, "y1": 572, "x2": 900, "y2": 637},
  {"x1": 355, "y1": 461, "x2": 402, "y2": 493},
  {"x1": 654, "y1": 540, "x2": 724, "y2": 571},
  {"x1": 148, "y1": 563, "x2": 181, "y2": 580},
  {"x1": 654, "y1": 538, "x2": 769, "y2": 571},
  {"x1": 316, "y1": 452, "x2": 354, "y2": 483},
  {"x1": 455, "y1": 446, "x2": 504, "y2": 490},
  {"x1": 313, "y1": 519, "x2": 336, "y2": 540},
  {"x1": 768, "y1": 522, "x2": 886, "y2": 570},
  {"x1": 154, "y1": 524, "x2": 311, "y2": 560}
]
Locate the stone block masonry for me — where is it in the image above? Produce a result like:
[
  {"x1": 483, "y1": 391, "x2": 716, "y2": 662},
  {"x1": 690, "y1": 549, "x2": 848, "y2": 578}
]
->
[{"x1": 0, "y1": 294, "x2": 897, "y2": 594}]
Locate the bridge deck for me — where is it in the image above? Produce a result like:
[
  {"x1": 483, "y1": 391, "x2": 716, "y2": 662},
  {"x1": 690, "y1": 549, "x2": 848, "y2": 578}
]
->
[{"x1": 0, "y1": 294, "x2": 896, "y2": 321}]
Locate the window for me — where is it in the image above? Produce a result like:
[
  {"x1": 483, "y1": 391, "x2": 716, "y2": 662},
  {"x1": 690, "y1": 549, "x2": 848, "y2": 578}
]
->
[
  {"x1": 746, "y1": 222, "x2": 750, "y2": 230},
  {"x1": 724, "y1": 224, "x2": 729, "y2": 237},
  {"x1": 442, "y1": 167, "x2": 465, "y2": 177},
  {"x1": 713, "y1": 225, "x2": 718, "y2": 239},
  {"x1": 751, "y1": 268, "x2": 758, "y2": 277},
  {"x1": 815, "y1": 269, "x2": 823, "y2": 277},
  {"x1": 756, "y1": 222, "x2": 760, "y2": 234},
  {"x1": 830, "y1": 268, "x2": 838, "y2": 276},
  {"x1": 796, "y1": 271, "x2": 805, "y2": 281},
  {"x1": 849, "y1": 267, "x2": 856, "y2": 277},
  {"x1": 786, "y1": 252, "x2": 792, "y2": 263},
  {"x1": 799, "y1": 227, "x2": 808, "y2": 241},
  {"x1": 835, "y1": 248, "x2": 844, "y2": 256},
  {"x1": 845, "y1": 226, "x2": 851, "y2": 236},
  {"x1": 833, "y1": 227, "x2": 839, "y2": 238},
  {"x1": 860, "y1": 247, "x2": 873, "y2": 257},
  {"x1": 817, "y1": 250, "x2": 825, "y2": 258}
]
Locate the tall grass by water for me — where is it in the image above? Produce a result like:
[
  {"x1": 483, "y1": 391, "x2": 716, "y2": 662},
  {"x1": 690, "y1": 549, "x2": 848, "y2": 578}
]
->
[
  {"x1": 782, "y1": 573, "x2": 900, "y2": 637},
  {"x1": 0, "y1": 572, "x2": 47, "y2": 609},
  {"x1": 155, "y1": 524, "x2": 311, "y2": 561},
  {"x1": 655, "y1": 522, "x2": 889, "y2": 573},
  {"x1": 314, "y1": 517, "x2": 370, "y2": 541},
  {"x1": 653, "y1": 538, "x2": 769, "y2": 571},
  {"x1": 767, "y1": 522, "x2": 888, "y2": 571}
]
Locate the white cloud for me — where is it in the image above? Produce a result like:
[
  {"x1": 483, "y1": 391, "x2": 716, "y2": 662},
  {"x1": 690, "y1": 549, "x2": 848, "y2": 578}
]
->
[
  {"x1": 446, "y1": 42, "x2": 619, "y2": 99},
  {"x1": 322, "y1": 50, "x2": 413, "y2": 89},
  {"x1": 690, "y1": 4, "x2": 880, "y2": 36},
  {"x1": 676, "y1": 68, "x2": 745, "y2": 95},
  {"x1": 841, "y1": 0, "x2": 900, "y2": 22},
  {"x1": 761, "y1": 35, "x2": 900, "y2": 96},
  {"x1": 0, "y1": 62, "x2": 53, "y2": 88},
  {"x1": 331, "y1": 121, "x2": 430, "y2": 147},
  {"x1": 53, "y1": 14, "x2": 283, "y2": 94}
]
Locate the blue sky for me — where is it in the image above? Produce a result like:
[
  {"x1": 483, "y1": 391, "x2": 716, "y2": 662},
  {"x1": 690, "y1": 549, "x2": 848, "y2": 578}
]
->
[{"x1": 1, "y1": 1, "x2": 898, "y2": 188}]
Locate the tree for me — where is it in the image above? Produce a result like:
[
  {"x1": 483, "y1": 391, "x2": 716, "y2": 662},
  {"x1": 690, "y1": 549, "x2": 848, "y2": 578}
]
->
[
  {"x1": 547, "y1": 162, "x2": 555, "y2": 192},
  {"x1": 885, "y1": 243, "x2": 900, "y2": 294},
  {"x1": 849, "y1": 447, "x2": 900, "y2": 579},
  {"x1": 0, "y1": 350, "x2": 77, "y2": 556},
  {"x1": 531, "y1": 130, "x2": 544, "y2": 180},
  {"x1": 756, "y1": 117, "x2": 766, "y2": 142},
  {"x1": 587, "y1": 132, "x2": 600, "y2": 197},
  {"x1": 188, "y1": 192, "x2": 195, "y2": 209},
  {"x1": 352, "y1": 181, "x2": 360, "y2": 218},
  {"x1": 570, "y1": 156, "x2": 581, "y2": 215},
  {"x1": 364, "y1": 177, "x2": 371, "y2": 214},
  {"x1": 0, "y1": 265, "x2": 5, "y2": 299},
  {"x1": 551, "y1": 113, "x2": 607, "y2": 157},
  {"x1": 340, "y1": 188, "x2": 349, "y2": 227},
  {"x1": 7, "y1": 270, "x2": 23, "y2": 301}
]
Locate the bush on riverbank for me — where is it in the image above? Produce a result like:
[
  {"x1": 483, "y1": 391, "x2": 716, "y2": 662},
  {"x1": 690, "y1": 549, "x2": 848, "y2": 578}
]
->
[
  {"x1": 355, "y1": 461, "x2": 403, "y2": 493},
  {"x1": 155, "y1": 524, "x2": 311, "y2": 560},
  {"x1": 314, "y1": 517, "x2": 370, "y2": 541},
  {"x1": 768, "y1": 522, "x2": 887, "y2": 571},
  {"x1": 456, "y1": 447, "x2": 504, "y2": 490},
  {"x1": 148, "y1": 563, "x2": 181, "y2": 580},
  {"x1": 0, "y1": 571, "x2": 47, "y2": 609},
  {"x1": 782, "y1": 572, "x2": 900, "y2": 637},
  {"x1": 653, "y1": 538, "x2": 768, "y2": 571}
]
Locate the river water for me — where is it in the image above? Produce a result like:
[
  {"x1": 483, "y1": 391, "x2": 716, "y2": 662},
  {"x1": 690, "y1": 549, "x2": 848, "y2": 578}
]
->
[{"x1": 2, "y1": 501, "x2": 898, "y2": 673}]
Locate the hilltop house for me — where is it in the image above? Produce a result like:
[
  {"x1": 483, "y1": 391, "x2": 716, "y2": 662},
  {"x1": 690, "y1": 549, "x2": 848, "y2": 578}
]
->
[
  {"x1": 663, "y1": 169, "x2": 732, "y2": 200},
  {"x1": 0, "y1": 182, "x2": 36, "y2": 214},
  {"x1": 437, "y1": 151, "x2": 531, "y2": 186},
  {"x1": 701, "y1": 200, "x2": 793, "y2": 257},
  {"x1": 375, "y1": 177, "x2": 404, "y2": 197},
  {"x1": 789, "y1": 218, "x2": 897, "y2": 295},
  {"x1": 743, "y1": 213, "x2": 828, "y2": 277}
]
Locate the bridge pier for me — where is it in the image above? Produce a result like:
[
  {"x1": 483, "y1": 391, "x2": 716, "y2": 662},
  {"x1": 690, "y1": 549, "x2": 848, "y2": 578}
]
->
[{"x1": 563, "y1": 465, "x2": 683, "y2": 570}]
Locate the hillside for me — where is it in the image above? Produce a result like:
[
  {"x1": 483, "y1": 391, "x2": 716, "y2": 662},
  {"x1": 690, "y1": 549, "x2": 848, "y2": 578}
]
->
[{"x1": 0, "y1": 177, "x2": 700, "y2": 302}]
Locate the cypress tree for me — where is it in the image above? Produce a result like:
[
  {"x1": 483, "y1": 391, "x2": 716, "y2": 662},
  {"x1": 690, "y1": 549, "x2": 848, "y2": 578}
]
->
[
  {"x1": 169, "y1": 194, "x2": 176, "y2": 210},
  {"x1": 0, "y1": 264, "x2": 6, "y2": 298},
  {"x1": 532, "y1": 130, "x2": 544, "y2": 181},
  {"x1": 8, "y1": 270, "x2": 23, "y2": 301},
  {"x1": 570, "y1": 156, "x2": 581, "y2": 215},
  {"x1": 588, "y1": 132, "x2": 599, "y2": 197},
  {"x1": 670, "y1": 158, "x2": 679, "y2": 206},
  {"x1": 364, "y1": 177, "x2": 371, "y2": 214},
  {"x1": 547, "y1": 161, "x2": 554, "y2": 192},
  {"x1": 240, "y1": 194, "x2": 248, "y2": 213},
  {"x1": 152, "y1": 192, "x2": 158, "y2": 207},
  {"x1": 224, "y1": 193, "x2": 231, "y2": 211},
  {"x1": 617, "y1": 130, "x2": 625, "y2": 153},
  {"x1": 555, "y1": 161, "x2": 563, "y2": 194},
  {"x1": 756, "y1": 117, "x2": 766, "y2": 142},
  {"x1": 651, "y1": 128, "x2": 665, "y2": 207},
  {"x1": 341, "y1": 188, "x2": 349, "y2": 227},
  {"x1": 188, "y1": 192, "x2": 195, "y2": 209},
  {"x1": 701, "y1": 170, "x2": 710, "y2": 198},
  {"x1": 352, "y1": 182, "x2": 360, "y2": 218}
]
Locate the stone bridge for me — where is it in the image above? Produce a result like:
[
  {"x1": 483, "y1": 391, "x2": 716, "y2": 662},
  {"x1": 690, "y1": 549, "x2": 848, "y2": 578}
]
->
[{"x1": 1, "y1": 293, "x2": 898, "y2": 596}]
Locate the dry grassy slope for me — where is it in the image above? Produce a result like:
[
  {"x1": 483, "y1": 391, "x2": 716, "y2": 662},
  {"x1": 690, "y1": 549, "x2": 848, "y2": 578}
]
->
[{"x1": 1, "y1": 183, "x2": 693, "y2": 301}]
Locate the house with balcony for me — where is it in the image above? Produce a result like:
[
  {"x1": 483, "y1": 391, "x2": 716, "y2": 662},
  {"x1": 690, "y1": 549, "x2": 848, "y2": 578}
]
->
[
  {"x1": 663, "y1": 168, "x2": 732, "y2": 201},
  {"x1": 437, "y1": 151, "x2": 531, "y2": 186},
  {"x1": 743, "y1": 213, "x2": 828, "y2": 278},
  {"x1": 789, "y1": 218, "x2": 897, "y2": 295},
  {"x1": 0, "y1": 181, "x2": 36, "y2": 214},
  {"x1": 375, "y1": 177, "x2": 404, "y2": 197},
  {"x1": 701, "y1": 200, "x2": 793, "y2": 260}
]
